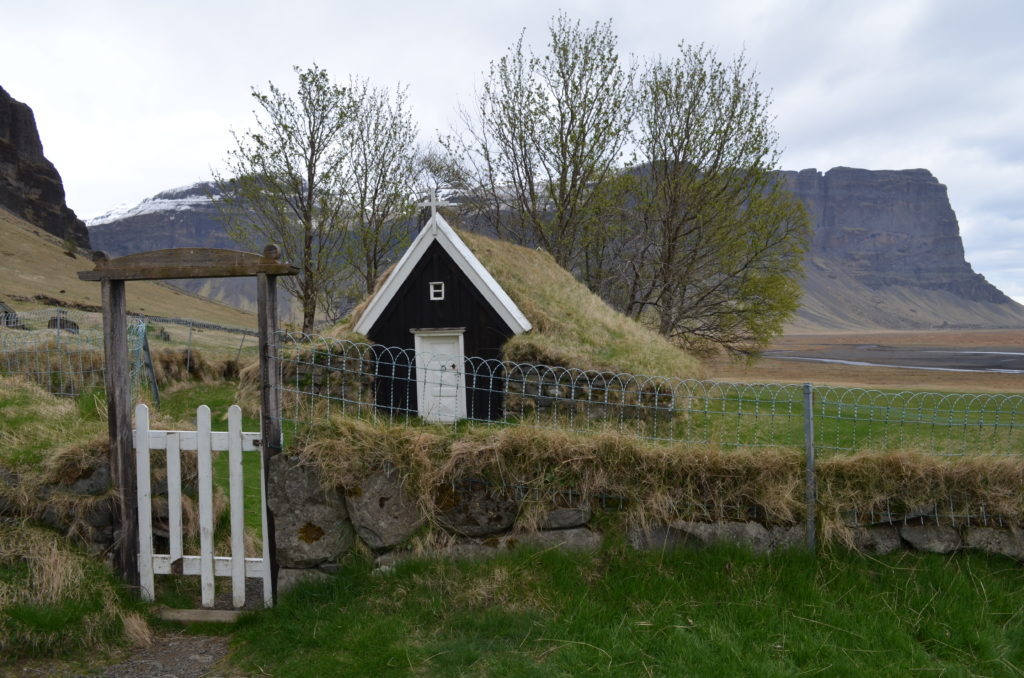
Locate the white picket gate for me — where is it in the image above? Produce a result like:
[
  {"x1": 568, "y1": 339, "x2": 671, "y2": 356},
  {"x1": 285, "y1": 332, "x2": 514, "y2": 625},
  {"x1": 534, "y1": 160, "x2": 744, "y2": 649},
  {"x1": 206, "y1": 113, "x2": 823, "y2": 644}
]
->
[{"x1": 134, "y1": 403, "x2": 272, "y2": 608}]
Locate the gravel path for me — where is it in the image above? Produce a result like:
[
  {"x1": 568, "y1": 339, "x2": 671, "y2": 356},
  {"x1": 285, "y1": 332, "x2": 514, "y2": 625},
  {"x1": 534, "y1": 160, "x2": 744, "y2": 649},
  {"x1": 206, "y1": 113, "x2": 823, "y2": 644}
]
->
[
  {"x1": 2, "y1": 633, "x2": 251, "y2": 678},
  {"x1": 99, "y1": 633, "x2": 242, "y2": 678}
]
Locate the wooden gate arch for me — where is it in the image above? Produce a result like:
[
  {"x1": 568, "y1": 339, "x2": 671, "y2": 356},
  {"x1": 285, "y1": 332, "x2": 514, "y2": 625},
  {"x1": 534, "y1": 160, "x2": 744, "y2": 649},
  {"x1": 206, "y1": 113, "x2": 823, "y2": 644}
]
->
[{"x1": 79, "y1": 245, "x2": 297, "y2": 601}]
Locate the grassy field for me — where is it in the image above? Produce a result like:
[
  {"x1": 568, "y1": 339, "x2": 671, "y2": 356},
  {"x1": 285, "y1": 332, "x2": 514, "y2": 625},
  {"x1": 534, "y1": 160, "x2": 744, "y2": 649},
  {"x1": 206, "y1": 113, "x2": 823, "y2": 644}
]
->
[{"x1": 228, "y1": 544, "x2": 1024, "y2": 677}]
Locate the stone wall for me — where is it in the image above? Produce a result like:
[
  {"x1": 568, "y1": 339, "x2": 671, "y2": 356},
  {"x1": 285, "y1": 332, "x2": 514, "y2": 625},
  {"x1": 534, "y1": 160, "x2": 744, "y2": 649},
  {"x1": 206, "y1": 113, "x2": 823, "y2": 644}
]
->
[{"x1": 267, "y1": 455, "x2": 1024, "y2": 590}]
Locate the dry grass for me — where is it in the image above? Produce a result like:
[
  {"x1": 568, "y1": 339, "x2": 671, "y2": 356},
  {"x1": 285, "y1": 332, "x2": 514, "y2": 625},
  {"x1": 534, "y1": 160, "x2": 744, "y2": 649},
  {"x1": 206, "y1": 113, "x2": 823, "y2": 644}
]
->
[
  {"x1": 296, "y1": 413, "x2": 1024, "y2": 546},
  {"x1": 0, "y1": 522, "x2": 147, "y2": 657},
  {"x1": 818, "y1": 451, "x2": 1024, "y2": 545},
  {"x1": 150, "y1": 347, "x2": 241, "y2": 386},
  {"x1": 0, "y1": 209, "x2": 255, "y2": 326},
  {"x1": 298, "y1": 414, "x2": 804, "y2": 535}
]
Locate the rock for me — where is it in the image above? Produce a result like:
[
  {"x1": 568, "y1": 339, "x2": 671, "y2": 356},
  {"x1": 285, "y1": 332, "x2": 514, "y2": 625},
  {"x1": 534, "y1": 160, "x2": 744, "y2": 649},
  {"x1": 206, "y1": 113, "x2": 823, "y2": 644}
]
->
[
  {"x1": 83, "y1": 497, "x2": 114, "y2": 528},
  {"x1": 767, "y1": 525, "x2": 804, "y2": 550},
  {"x1": 267, "y1": 455, "x2": 354, "y2": 569},
  {"x1": 277, "y1": 567, "x2": 331, "y2": 595},
  {"x1": 629, "y1": 521, "x2": 773, "y2": 552},
  {"x1": 70, "y1": 463, "x2": 111, "y2": 496},
  {"x1": 540, "y1": 506, "x2": 592, "y2": 531},
  {"x1": 964, "y1": 527, "x2": 1024, "y2": 561},
  {"x1": 344, "y1": 465, "x2": 424, "y2": 551},
  {"x1": 0, "y1": 86, "x2": 89, "y2": 246},
  {"x1": 503, "y1": 528, "x2": 601, "y2": 552},
  {"x1": 435, "y1": 477, "x2": 519, "y2": 538},
  {"x1": 900, "y1": 524, "x2": 961, "y2": 554},
  {"x1": 850, "y1": 526, "x2": 902, "y2": 555}
]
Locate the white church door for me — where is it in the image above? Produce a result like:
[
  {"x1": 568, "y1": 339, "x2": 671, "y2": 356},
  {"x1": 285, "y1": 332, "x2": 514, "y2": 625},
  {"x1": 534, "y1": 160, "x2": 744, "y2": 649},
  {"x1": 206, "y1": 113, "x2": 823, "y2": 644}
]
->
[{"x1": 412, "y1": 329, "x2": 467, "y2": 423}]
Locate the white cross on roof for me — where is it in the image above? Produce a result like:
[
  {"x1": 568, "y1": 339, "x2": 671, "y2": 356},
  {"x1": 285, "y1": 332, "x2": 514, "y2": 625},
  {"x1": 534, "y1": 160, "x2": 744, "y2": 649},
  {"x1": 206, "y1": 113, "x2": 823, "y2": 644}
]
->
[{"x1": 417, "y1": 189, "x2": 455, "y2": 220}]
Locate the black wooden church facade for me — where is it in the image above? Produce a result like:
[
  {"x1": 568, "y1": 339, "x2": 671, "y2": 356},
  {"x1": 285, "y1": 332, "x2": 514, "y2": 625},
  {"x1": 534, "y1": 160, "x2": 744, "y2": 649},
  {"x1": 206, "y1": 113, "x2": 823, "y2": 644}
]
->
[{"x1": 353, "y1": 211, "x2": 531, "y2": 422}]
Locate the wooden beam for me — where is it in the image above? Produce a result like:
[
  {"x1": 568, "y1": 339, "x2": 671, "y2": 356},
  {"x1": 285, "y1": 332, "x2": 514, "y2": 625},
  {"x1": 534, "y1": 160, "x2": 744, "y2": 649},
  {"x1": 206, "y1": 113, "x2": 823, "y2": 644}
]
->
[
  {"x1": 101, "y1": 279, "x2": 138, "y2": 590},
  {"x1": 79, "y1": 246, "x2": 298, "y2": 281},
  {"x1": 257, "y1": 271, "x2": 281, "y2": 604}
]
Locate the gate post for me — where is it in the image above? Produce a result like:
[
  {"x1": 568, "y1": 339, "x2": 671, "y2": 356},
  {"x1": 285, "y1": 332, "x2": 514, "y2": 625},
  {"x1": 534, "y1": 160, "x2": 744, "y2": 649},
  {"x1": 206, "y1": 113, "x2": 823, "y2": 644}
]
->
[
  {"x1": 100, "y1": 276, "x2": 139, "y2": 588},
  {"x1": 257, "y1": 250, "x2": 282, "y2": 604}
]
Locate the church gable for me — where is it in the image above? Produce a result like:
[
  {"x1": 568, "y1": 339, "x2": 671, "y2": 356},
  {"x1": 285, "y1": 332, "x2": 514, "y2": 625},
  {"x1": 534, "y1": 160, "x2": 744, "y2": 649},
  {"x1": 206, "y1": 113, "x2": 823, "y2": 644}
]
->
[
  {"x1": 352, "y1": 211, "x2": 531, "y2": 340},
  {"x1": 366, "y1": 240, "x2": 513, "y2": 355}
]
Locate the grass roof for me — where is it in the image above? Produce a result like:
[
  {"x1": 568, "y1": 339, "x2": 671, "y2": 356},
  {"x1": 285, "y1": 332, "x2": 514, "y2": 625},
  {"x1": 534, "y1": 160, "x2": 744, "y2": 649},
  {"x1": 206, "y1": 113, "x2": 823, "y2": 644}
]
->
[{"x1": 340, "y1": 229, "x2": 702, "y2": 379}]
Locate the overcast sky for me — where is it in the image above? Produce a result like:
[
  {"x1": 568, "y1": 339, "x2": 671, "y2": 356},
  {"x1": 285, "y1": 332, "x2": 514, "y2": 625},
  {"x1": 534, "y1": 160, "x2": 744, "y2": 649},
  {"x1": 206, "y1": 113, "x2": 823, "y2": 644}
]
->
[{"x1": 2, "y1": 0, "x2": 1022, "y2": 302}]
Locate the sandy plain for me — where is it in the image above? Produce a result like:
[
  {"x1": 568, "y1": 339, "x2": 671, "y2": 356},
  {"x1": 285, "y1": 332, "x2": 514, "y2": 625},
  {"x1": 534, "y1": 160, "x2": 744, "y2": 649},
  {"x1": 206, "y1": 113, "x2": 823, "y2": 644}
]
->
[{"x1": 707, "y1": 329, "x2": 1024, "y2": 393}]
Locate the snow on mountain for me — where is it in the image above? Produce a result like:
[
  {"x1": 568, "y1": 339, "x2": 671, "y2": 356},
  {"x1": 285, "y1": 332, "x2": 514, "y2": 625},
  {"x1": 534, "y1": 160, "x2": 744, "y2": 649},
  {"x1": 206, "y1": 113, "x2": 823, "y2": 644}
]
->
[{"x1": 86, "y1": 181, "x2": 219, "y2": 227}]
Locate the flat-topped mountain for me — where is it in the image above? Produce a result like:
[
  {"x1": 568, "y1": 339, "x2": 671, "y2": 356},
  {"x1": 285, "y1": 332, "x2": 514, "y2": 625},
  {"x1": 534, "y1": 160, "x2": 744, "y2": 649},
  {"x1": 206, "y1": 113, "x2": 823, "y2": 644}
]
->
[
  {"x1": 0, "y1": 85, "x2": 89, "y2": 247},
  {"x1": 87, "y1": 167, "x2": 1024, "y2": 332},
  {"x1": 780, "y1": 167, "x2": 1024, "y2": 331}
]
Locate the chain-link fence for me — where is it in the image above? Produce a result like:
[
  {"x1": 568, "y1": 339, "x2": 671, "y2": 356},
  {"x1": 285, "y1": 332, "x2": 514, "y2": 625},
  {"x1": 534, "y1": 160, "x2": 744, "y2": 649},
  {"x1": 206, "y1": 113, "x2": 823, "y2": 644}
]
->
[{"x1": 0, "y1": 308, "x2": 147, "y2": 397}]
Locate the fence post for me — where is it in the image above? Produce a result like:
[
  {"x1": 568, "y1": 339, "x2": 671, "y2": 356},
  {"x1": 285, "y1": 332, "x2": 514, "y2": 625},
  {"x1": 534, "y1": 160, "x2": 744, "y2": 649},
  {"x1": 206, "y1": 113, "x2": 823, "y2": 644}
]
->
[
  {"x1": 142, "y1": 332, "x2": 160, "y2": 409},
  {"x1": 185, "y1": 321, "x2": 193, "y2": 375},
  {"x1": 803, "y1": 383, "x2": 817, "y2": 552}
]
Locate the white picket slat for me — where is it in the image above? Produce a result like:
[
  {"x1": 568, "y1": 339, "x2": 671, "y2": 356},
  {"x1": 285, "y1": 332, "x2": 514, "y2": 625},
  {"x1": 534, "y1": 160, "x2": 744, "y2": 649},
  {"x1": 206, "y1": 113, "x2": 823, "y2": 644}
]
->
[
  {"x1": 196, "y1": 405, "x2": 215, "y2": 608},
  {"x1": 134, "y1": 404, "x2": 155, "y2": 601},
  {"x1": 151, "y1": 554, "x2": 266, "y2": 578},
  {"x1": 145, "y1": 430, "x2": 260, "y2": 451},
  {"x1": 166, "y1": 433, "x2": 183, "y2": 565},
  {"x1": 228, "y1": 406, "x2": 246, "y2": 607}
]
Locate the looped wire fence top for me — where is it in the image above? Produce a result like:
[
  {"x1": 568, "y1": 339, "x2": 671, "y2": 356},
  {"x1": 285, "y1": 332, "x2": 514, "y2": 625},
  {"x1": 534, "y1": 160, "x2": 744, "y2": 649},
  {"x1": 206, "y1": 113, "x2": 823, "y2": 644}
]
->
[
  {"x1": 274, "y1": 332, "x2": 1024, "y2": 456},
  {"x1": 0, "y1": 308, "x2": 147, "y2": 397}
]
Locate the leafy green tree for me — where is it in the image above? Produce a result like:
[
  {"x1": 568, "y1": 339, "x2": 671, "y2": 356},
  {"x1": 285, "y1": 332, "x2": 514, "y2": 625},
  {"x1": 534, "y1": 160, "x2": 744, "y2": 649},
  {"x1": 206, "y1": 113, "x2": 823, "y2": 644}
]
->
[
  {"x1": 216, "y1": 65, "x2": 353, "y2": 333},
  {"x1": 612, "y1": 44, "x2": 809, "y2": 355},
  {"x1": 449, "y1": 13, "x2": 632, "y2": 271}
]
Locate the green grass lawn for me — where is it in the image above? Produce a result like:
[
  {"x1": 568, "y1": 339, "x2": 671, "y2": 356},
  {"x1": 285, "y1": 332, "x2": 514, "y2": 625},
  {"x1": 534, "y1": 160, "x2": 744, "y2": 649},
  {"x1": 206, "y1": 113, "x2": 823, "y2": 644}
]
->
[{"x1": 229, "y1": 545, "x2": 1024, "y2": 678}]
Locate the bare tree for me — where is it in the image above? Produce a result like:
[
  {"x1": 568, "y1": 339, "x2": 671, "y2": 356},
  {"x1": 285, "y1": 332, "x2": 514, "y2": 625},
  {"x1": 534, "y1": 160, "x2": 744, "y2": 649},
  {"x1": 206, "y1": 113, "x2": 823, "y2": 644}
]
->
[
  {"x1": 215, "y1": 65, "x2": 353, "y2": 333},
  {"x1": 448, "y1": 13, "x2": 632, "y2": 270},
  {"x1": 336, "y1": 79, "x2": 419, "y2": 301},
  {"x1": 217, "y1": 67, "x2": 420, "y2": 330}
]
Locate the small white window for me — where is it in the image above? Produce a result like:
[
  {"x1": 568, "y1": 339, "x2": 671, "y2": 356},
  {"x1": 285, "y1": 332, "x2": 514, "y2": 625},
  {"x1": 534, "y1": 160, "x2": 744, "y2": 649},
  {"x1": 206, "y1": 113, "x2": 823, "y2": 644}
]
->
[{"x1": 429, "y1": 281, "x2": 445, "y2": 301}]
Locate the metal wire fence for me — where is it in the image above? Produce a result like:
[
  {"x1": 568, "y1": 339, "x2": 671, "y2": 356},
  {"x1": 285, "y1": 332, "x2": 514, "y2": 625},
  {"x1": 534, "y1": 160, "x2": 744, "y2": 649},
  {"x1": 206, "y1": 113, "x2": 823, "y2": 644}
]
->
[
  {"x1": 275, "y1": 333, "x2": 1024, "y2": 458},
  {"x1": 0, "y1": 308, "x2": 147, "y2": 397}
]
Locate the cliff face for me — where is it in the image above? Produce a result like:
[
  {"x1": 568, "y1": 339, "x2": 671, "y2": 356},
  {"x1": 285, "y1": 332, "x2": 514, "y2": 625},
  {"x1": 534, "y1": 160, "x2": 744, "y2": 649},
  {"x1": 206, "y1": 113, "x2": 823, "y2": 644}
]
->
[
  {"x1": 0, "y1": 85, "x2": 89, "y2": 247},
  {"x1": 780, "y1": 167, "x2": 1010, "y2": 303}
]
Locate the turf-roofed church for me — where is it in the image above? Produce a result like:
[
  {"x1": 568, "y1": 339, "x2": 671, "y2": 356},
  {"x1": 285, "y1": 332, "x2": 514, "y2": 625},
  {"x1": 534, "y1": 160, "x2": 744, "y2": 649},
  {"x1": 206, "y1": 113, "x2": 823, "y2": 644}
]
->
[{"x1": 353, "y1": 200, "x2": 531, "y2": 423}]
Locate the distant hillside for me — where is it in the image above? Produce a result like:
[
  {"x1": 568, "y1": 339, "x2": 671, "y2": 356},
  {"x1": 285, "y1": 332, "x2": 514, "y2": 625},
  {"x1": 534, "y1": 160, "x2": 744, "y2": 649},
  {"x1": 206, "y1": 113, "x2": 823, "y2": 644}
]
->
[
  {"x1": 0, "y1": 85, "x2": 89, "y2": 247},
  {"x1": 87, "y1": 167, "x2": 1024, "y2": 334},
  {"x1": 86, "y1": 182, "x2": 264, "y2": 312},
  {"x1": 781, "y1": 167, "x2": 1024, "y2": 331},
  {"x1": 0, "y1": 207, "x2": 255, "y2": 327}
]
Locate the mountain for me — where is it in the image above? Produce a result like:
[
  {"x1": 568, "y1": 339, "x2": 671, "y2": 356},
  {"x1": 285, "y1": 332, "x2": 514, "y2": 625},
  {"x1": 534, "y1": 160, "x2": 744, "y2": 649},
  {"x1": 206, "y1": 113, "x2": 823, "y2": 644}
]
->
[
  {"x1": 0, "y1": 85, "x2": 89, "y2": 247},
  {"x1": 87, "y1": 167, "x2": 1024, "y2": 332},
  {"x1": 780, "y1": 167, "x2": 1024, "y2": 331},
  {"x1": 88, "y1": 182, "x2": 265, "y2": 312}
]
